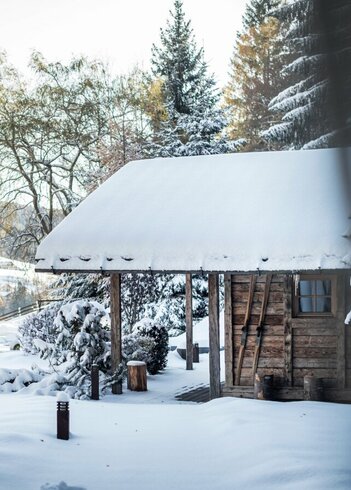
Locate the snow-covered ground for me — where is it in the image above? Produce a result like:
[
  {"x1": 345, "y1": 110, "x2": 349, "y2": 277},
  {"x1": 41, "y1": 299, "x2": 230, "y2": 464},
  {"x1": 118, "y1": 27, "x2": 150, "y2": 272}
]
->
[
  {"x1": 170, "y1": 311, "x2": 225, "y2": 349},
  {"x1": 0, "y1": 316, "x2": 24, "y2": 351},
  {"x1": 0, "y1": 350, "x2": 351, "y2": 490}
]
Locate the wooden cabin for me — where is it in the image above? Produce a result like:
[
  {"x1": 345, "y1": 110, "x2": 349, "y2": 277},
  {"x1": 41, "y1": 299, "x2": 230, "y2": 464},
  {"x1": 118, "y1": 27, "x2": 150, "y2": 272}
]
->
[{"x1": 35, "y1": 148, "x2": 351, "y2": 402}]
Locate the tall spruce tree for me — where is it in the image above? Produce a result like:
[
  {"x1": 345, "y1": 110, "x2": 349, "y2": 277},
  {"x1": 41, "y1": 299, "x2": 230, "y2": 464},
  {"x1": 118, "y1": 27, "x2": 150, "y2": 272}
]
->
[
  {"x1": 262, "y1": 0, "x2": 351, "y2": 149},
  {"x1": 225, "y1": 0, "x2": 287, "y2": 151},
  {"x1": 150, "y1": 0, "x2": 237, "y2": 156}
]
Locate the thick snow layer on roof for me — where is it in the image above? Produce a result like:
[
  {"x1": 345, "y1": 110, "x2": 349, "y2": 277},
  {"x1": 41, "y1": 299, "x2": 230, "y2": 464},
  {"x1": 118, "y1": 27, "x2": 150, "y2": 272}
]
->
[{"x1": 35, "y1": 148, "x2": 351, "y2": 273}]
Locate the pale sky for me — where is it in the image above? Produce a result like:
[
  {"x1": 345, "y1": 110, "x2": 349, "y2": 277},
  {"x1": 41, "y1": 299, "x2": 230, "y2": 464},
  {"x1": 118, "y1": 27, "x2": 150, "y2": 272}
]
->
[{"x1": 0, "y1": 0, "x2": 248, "y2": 87}]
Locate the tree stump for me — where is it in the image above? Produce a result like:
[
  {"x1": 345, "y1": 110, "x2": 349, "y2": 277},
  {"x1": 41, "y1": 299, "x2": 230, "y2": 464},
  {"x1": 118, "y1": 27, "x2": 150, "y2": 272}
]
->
[
  {"x1": 304, "y1": 376, "x2": 324, "y2": 401},
  {"x1": 254, "y1": 374, "x2": 274, "y2": 400},
  {"x1": 127, "y1": 361, "x2": 147, "y2": 391}
]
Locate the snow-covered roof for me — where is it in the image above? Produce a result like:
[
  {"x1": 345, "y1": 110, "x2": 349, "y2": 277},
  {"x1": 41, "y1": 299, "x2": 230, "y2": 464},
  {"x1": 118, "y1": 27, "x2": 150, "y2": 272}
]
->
[{"x1": 35, "y1": 148, "x2": 351, "y2": 273}]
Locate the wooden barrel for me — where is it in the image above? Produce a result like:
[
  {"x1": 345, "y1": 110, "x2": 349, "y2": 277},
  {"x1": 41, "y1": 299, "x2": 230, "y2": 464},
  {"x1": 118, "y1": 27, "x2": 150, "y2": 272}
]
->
[
  {"x1": 127, "y1": 361, "x2": 147, "y2": 392},
  {"x1": 254, "y1": 374, "x2": 274, "y2": 400},
  {"x1": 303, "y1": 376, "x2": 324, "y2": 401}
]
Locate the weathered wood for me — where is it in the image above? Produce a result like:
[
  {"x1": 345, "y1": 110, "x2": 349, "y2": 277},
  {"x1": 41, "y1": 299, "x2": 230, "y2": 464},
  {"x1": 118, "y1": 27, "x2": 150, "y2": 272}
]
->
[
  {"x1": 303, "y1": 376, "x2": 324, "y2": 401},
  {"x1": 224, "y1": 273, "x2": 234, "y2": 387},
  {"x1": 232, "y1": 274, "x2": 285, "y2": 284},
  {"x1": 185, "y1": 273, "x2": 193, "y2": 371},
  {"x1": 110, "y1": 273, "x2": 122, "y2": 394},
  {"x1": 127, "y1": 361, "x2": 147, "y2": 391},
  {"x1": 233, "y1": 291, "x2": 284, "y2": 303},
  {"x1": 293, "y1": 335, "x2": 337, "y2": 347},
  {"x1": 209, "y1": 273, "x2": 220, "y2": 399},
  {"x1": 293, "y1": 326, "x2": 338, "y2": 336},
  {"x1": 222, "y1": 385, "x2": 304, "y2": 400},
  {"x1": 252, "y1": 274, "x2": 272, "y2": 382},
  {"x1": 335, "y1": 273, "x2": 347, "y2": 388},
  {"x1": 254, "y1": 374, "x2": 274, "y2": 400},
  {"x1": 237, "y1": 274, "x2": 256, "y2": 386},
  {"x1": 283, "y1": 274, "x2": 293, "y2": 386},
  {"x1": 293, "y1": 358, "x2": 337, "y2": 369}
]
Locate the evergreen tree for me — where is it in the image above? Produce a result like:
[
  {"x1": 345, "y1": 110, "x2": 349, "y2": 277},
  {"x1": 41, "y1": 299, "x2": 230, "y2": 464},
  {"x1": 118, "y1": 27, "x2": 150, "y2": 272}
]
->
[
  {"x1": 262, "y1": 0, "x2": 351, "y2": 149},
  {"x1": 225, "y1": 0, "x2": 287, "y2": 151},
  {"x1": 151, "y1": 0, "x2": 237, "y2": 156}
]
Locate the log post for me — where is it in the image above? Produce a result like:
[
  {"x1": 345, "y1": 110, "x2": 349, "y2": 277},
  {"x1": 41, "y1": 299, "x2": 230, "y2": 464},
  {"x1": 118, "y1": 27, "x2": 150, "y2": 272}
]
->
[
  {"x1": 303, "y1": 376, "x2": 324, "y2": 401},
  {"x1": 254, "y1": 374, "x2": 274, "y2": 400},
  {"x1": 185, "y1": 273, "x2": 193, "y2": 370},
  {"x1": 209, "y1": 273, "x2": 221, "y2": 399},
  {"x1": 110, "y1": 273, "x2": 122, "y2": 394},
  {"x1": 224, "y1": 273, "x2": 234, "y2": 387},
  {"x1": 127, "y1": 361, "x2": 147, "y2": 391}
]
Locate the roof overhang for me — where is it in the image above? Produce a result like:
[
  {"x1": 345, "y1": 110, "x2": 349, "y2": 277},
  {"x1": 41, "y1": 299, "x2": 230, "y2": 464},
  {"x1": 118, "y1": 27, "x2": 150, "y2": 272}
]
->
[{"x1": 35, "y1": 148, "x2": 351, "y2": 274}]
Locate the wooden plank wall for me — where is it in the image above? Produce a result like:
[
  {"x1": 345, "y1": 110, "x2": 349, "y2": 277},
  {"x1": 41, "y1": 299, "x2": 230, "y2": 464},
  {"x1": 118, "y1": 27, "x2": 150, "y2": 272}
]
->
[
  {"x1": 231, "y1": 274, "x2": 286, "y2": 387},
  {"x1": 229, "y1": 272, "x2": 348, "y2": 394}
]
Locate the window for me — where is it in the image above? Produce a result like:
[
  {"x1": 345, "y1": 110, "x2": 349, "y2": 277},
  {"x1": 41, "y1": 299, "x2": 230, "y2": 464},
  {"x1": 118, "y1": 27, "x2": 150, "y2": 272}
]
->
[{"x1": 293, "y1": 274, "x2": 335, "y2": 316}]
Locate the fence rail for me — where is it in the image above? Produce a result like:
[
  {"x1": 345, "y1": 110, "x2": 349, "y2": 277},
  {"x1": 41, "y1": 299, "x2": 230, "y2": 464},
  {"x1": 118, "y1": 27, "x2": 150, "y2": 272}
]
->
[{"x1": 0, "y1": 300, "x2": 58, "y2": 322}]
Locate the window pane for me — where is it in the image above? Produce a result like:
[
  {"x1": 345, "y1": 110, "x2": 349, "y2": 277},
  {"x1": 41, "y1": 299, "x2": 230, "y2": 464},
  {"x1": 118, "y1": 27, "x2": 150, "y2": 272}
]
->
[
  {"x1": 300, "y1": 296, "x2": 314, "y2": 312},
  {"x1": 315, "y1": 280, "x2": 331, "y2": 296},
  {"x1": 315, "y1": 296, "x2": 331, "y2": 313},
  {"x1": 299, "y1": 280, "x2": 315, "y2": 296}
]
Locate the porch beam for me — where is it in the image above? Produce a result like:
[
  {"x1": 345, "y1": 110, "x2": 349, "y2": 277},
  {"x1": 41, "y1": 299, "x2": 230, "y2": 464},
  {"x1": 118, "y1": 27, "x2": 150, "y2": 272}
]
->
[
  {"x1": 185, "y1": 273, "x2": 193, "y2": 370},
  {"x1": 209, "y1": 273, "x2": 221, "y2": 399},
  {"x1": 110, "y1": 272, "x2": 122, "y2": 394}
]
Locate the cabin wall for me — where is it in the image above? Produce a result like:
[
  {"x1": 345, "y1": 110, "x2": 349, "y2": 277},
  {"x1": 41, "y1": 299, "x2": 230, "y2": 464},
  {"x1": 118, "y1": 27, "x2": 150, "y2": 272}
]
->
[{"x1": 223, "y1": 272, "x2": 351, "y2": 401}]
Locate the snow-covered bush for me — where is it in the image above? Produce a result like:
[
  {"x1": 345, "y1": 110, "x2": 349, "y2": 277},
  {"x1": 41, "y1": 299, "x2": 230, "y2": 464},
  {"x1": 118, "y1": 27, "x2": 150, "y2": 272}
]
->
[
  {"x1": 51, "y1": 300, "x2": 111, "y2": 399},
  {"x1": 0, "y1": 366, "x2": 43, "y2": 393},
  {"x1": 133, "y1": 318, "x2": 168, "y2": 375},
  {"x1": 122, "y1": 332, "x2": 156, "y2": 366},
  {"x1": 18, "y1": 302, "x2": 62, "y2": 358}
]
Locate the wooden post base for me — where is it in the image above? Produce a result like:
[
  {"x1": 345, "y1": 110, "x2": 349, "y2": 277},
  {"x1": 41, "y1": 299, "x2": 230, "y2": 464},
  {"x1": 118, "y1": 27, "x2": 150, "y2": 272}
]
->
[
  {"x1": 304, "y1": 376, "x2": 324, "y2": 401},
  {"x1": 127, "y1": 361, "x2": 147, "y2": 391}
]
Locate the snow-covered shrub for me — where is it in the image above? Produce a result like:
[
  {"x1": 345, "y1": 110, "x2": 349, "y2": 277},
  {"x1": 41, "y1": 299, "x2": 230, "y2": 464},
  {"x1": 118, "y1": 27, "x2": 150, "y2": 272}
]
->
[
  {"x1": 122, "y1": 332, "x2": 156, "y2": 366},
  {"x1": 18, "y1": 302, "x2": 62, "y2": 357},
  {"x1": 145, "y1": 274, "x2": 209, "y2": 336},
  {"x1": 0, "y1": 366, "x2": 43, "y2": 393},
  {"x1": 133, "y1": 318, "x2": 168, "y2": 375},
  {"x1": 51, "y1": 300, "x2": 111, "y2": 399}
]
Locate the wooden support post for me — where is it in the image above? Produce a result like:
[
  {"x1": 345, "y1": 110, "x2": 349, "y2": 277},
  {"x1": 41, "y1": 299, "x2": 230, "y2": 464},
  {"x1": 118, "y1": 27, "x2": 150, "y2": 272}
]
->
[
  {"x1": 224, "y1": 274, "x2": 234, "y2": 387},
  {"x1": 304, "y1": 376, "x2": 324, "y2": 401},
  {"x1": 283, "y1": 274, "x2": 293, "y2": 386},
  {"x1": 209, "y1": 273, "x2": 221, "y2": 399},
  {"x1": 186, "y1": 273, "x2": 193, "y2": 370},
  {"x1": 336, "y1": 273, "x2": 347, "y2": 389},
  {"x1": 110, "y1": 273, "x2": 122, "y2": 394}
]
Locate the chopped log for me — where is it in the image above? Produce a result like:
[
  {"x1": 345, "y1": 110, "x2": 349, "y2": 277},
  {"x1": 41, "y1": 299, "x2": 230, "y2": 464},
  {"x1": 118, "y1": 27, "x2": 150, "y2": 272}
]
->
[
  {"x1": 254, "y1": 374, "x2": 274, "y2": 400},
  {"x1": 209, "y1": 273, "x2": 221, "y2": 400},
  {"x1": 127, "y1": 361, "x2": 147, "y2": 392},
  {"x1": 185, "y1": 273, "x2": 193, "y2": 370},
  {"x1": 193, "y1": 343, "x2": 199, "y2": 363},
  {"x1": 303, "y1": 376, "x2": 324, "y2": 401}
]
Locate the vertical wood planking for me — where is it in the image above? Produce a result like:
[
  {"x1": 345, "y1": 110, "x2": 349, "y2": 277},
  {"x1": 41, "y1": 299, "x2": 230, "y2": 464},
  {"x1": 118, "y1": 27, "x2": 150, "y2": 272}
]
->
[
  {"x1": 283, "y1": 274, "x2": 293, "y2": 386},
  {"x1": 336, "y1": 272, "x2": 347, "y2": 389},
  {"x1": 185, "y1": 273, "x2": 193, "y2": 370},
  {"x1": 209, "y1": 273, "x2": 221, "y2": 399},
  {"x1": 224, "y1": 273, "x2": 234, "y2": 386},
  {"x1": 110, "y1": 273, "x2": 122, "y2": 394}
]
